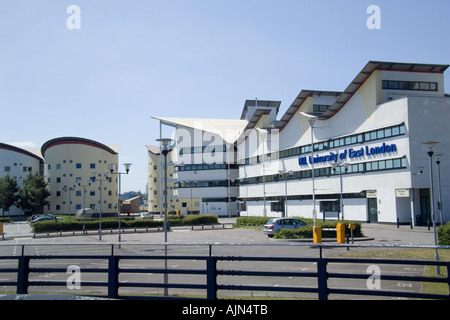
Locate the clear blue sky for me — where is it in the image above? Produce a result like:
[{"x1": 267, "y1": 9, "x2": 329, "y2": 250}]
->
[{"x1": 1, "y1": 0, "x2": 449, "y2": 193}]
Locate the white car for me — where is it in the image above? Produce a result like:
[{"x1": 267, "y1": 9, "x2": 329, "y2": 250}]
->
[{"x1": 263, "y1": 218, "x2": 308, "y2": 238}]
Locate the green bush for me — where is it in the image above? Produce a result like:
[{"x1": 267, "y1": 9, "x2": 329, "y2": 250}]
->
[
  {"x1": 438, "y1": 222, "x2": 450, "y2": 245},
  {"x1": 273, "y1": 219, "x2": 363, "y2": 239},
  {"x1": 31, "y1": 214, "x2": 219, "y2": 233},
  {"x1": 234, "y1": 216, "x2": 363, "y2": 239},
  {"x1": 235, "y1": 216, "x2": 274, "y2": 227}
]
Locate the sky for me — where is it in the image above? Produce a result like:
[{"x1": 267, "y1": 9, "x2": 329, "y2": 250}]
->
[{"x1": 1, "y1": 0, "x2": 450, "y2": 193}]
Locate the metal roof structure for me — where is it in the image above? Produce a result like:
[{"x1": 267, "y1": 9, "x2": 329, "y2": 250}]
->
[
  {"x1": 41, "y1": 137, "x2": 120, "y2": 157},
  {"x1": 0, "y1": 142, "x2": 44, "y2": 162},
  {"x1": 153, "y1": 116, "x2": 248, "y2": 144},
  {"x1": 317, "y1": 61, "x2": 449, "y2": 120}
]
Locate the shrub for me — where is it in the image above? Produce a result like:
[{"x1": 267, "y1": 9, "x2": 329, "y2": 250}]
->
[
  {"x1": 438, "y1": 222, "x2": 450, "y2": 245},
  {"x1": 31, "y1": 214, "x2": 219, "y2": 233},
  {"x1": 235, "y1": 217, "x2": 274, "y2": 227},
  {"x1": 273, "y1": 220, "x2": 363, "y2": 239}
]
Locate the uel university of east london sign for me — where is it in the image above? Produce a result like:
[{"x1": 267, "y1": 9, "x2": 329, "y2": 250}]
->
[{"x1": 298, "y1": 142, "x2": 398, "y2": 166}]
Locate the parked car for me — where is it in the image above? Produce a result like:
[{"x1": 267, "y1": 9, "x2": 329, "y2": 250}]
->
[
  {"x1": 30, "y1": 214, "x2": 62, "y2": 224},
  {"x1": 138, "y1": 212, "x2": 153, "y2": 219},
  {"x1": 263, "y1": 218, "x2": 308, "y2": 238}
]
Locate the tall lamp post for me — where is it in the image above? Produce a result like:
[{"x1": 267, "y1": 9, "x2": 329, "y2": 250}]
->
[
  {"x1": 91, "y1": 172, "x2": 110, "y2": 241},
  {"x1": 435, "y1": 154, "x2": 444, "y2": 226},
  {"x1": 63, "y1": 184, "x2": 76, "y2": 218},
  {"x1": 157, "y1": 138, "x2": 173, "y2": 297},
  {"x1": 332, "y1": 162, "x2": 349, "y2": 220},
  {"x1": 108, "y1": 163, "x2": 132, "y2": 243},
  {"x1": 422, "y1": 141, "x2": 440, "y2": 275},
  {"x1": 308, "y1": 118, "x2": 317, "y2": 227}
]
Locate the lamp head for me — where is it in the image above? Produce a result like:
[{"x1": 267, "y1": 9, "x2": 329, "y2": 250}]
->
[{"x1": 123, "y1": 163, "x2": 132, "y2": 174}]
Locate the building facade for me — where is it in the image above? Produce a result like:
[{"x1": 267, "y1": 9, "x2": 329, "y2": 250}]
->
[
  {"x1": 152, "y1": 117, "x2": 246, "y2": 217},
  {"x1": 153, "y1": 61, "x2": 450, "y2": 224},
  {"x1": 0, "y1": 143, "x2": 43, "y2": 216},
  {"x1": 147, "y1": 145, "x2": 194, "y2": 214},
  {"x1": 238, "y1": 61, "x2": 450, "y2": 225},
  {"x1": 41, "y1": 137, "x2": 120, "y2": 217}
]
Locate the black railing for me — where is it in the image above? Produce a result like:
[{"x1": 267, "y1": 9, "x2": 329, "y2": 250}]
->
[{"x1": 0, "y1": 243, "x2": 449, "y2": 300}]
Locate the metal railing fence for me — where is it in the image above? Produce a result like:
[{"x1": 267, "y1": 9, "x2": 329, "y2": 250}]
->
[{"x1": 0, "y1": 242, "x2": 448, "y2": 300}]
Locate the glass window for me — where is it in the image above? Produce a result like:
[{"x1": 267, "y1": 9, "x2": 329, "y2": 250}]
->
[
  {"x1": 401, "y1": 158, "x2": 407, "y2": 167},
  {"x1": 385, "y1": 160, "x2": 393, "y2": 169},
  {"x1": 372, "y1": 161, "x2": 378, "y2": 170},
  {"x1": 377, "y1": 129, "x2": 384, "y2": 139},
  {"x1": 420, "y1": 82, "x2": 430, "y2": 90},
  {"x1": 392, "y1": 126, "x2": 400, "y2": 136},
  {"x1": 384, "y1": 127, "x2": 392, "y2": 137},
  {"x1": 430, "y1": 83, "x2": 437, "y2": 91},
  {"x1": 388, "y1": 81, "x2": 399, "y2": 89},
  {"x1": 76, "y1": 163, "x2": 82, "y2": 169}
]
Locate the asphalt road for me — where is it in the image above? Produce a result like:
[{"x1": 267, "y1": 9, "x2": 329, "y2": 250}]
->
[{"x1": 0, "y1": 220, "x2": 442, "y2": 300}]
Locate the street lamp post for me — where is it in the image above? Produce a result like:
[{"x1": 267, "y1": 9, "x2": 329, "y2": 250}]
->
[
  {"x1": 91, "y1": 172, "x2": 110, "y2": 241},
  {"x1": 332, "y1": 162, "x2": 349, "y2": 220},
  {"x1": 109, "y1": 163, "x2": 132, "y2": 244},
  {"x1": 157, "y1": 138, "x2": 173, "y2": 297},
  {"x1": 435, "y1": 154, "x2": 444, "y2": 226},
  {"x1": 422, "y1": 141, "x2": 440, "y2": 275},
  {"x1": 78, "y1": 182, "x2": 91, "y2": 233},
  {"x1": 63, "y1": 184, "x2": 75, "y2": 218},
  {"x1": 308, "y1": 118, "x2": 317, "y2": 227}
]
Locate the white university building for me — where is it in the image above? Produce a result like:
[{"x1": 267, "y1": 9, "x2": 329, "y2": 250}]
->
[{"x1": 153, "y1": 61, "x2": 450, "y2": 225}]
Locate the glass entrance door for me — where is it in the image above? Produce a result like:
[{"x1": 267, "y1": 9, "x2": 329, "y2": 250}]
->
[
  {"x1": 368, "y1": 198, "x2": 378, "y2": 223},
  {"x1": 419, "y1": 189, "x2": 431, "y2": 226}
]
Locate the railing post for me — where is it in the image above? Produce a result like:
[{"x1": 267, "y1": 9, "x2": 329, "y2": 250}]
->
[
  {"x1": 446, "y1": 262, "x2": 450, "y2": 297},
  {"x1": 17, "y1": 256, "x2": 30, "y2": 294},
  {"x1": 108, "y1": 255, "x2": 120, "y2": 299},
  {"x1": 317, "y1": 258, "x2": 328, "y2": 300},
  {"x1": 206, "y1": 257, "x2": 217, "y2": 300}
]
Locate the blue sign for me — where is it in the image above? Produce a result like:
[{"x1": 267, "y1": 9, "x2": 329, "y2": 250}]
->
[{"x1": 298, "y1": 142, "x2": 397, "y2": 166}]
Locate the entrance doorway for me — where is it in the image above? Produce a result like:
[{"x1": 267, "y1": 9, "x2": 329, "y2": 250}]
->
[
  {"x1": 368, "y1": 198, "x2": 378, "y2": 223},
  {"x1": 418, "y1": 189, "x2": 431, "y2": 226}
]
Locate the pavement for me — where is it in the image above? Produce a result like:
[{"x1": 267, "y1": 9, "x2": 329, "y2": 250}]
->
[{"x1": 0, "y1": 218, "x2": 440, "y2": 248}]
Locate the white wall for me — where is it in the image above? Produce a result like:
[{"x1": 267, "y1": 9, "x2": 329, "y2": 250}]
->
[{"x1": 0, "y1": 147, "x2": 42, "y2": 216}]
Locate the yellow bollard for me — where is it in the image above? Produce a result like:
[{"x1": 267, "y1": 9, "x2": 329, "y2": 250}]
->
[
  {"x1": 0, "y1": 223, "x2": 3, "y2": 234},
  {"x1": 313, "y1": 226, "x2": 322, "y2": 243},
  {"x1": 336, "y1": 223, "x2": 346, "y2": 244}
]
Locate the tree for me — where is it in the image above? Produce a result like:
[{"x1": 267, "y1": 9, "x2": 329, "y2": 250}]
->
[
  {"x1": 0, "y1": 174, "x2": 19, "y2": 217},
  {"x1": 17, "y1": 173, "x2": 51, "y2": 215}
]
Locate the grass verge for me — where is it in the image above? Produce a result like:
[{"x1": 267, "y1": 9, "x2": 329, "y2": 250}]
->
[{"x1": 336, "y1": 248, "x2": 450, "y2": 296}]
